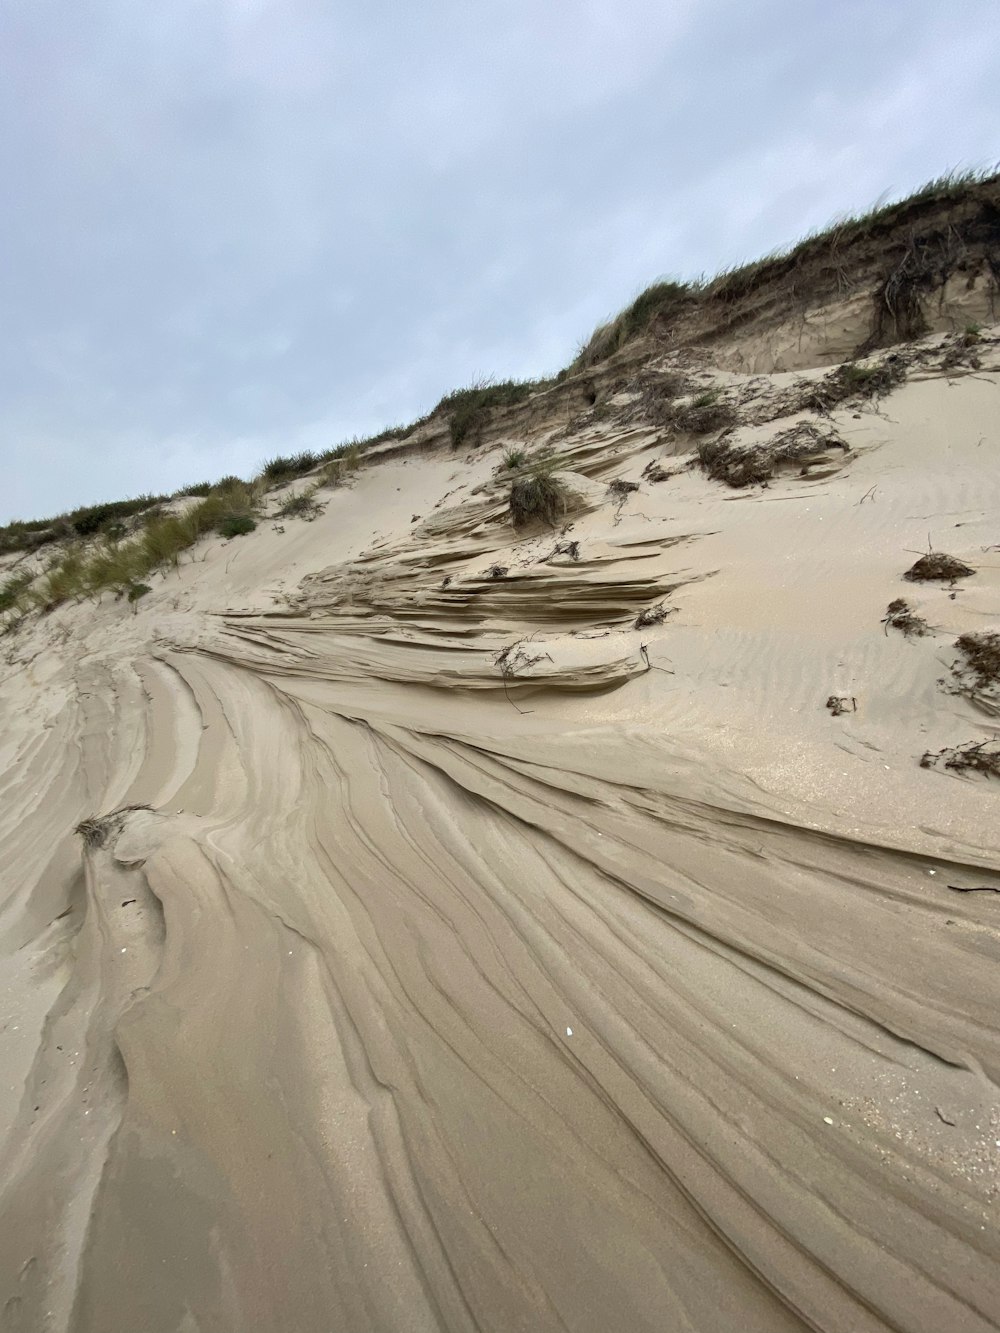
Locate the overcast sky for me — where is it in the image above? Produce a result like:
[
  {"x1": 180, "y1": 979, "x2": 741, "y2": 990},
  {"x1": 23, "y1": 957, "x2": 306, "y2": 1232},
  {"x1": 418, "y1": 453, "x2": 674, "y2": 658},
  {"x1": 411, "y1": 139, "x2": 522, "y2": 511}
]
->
[{"x1": 2, "y1": 0, "x2": 997, "y2": 521}]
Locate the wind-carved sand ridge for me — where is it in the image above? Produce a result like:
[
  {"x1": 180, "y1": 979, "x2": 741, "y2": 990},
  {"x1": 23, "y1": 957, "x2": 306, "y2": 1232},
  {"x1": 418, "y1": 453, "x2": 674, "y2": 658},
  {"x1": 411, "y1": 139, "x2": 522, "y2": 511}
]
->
[{"x1": 2, "y1": 186, "x2": 1000, "y2": 1331}]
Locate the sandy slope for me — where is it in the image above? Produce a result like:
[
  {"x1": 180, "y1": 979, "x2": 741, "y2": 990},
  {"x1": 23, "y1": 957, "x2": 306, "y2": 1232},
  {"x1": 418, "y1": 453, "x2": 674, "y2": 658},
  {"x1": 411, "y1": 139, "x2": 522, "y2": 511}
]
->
[{"x1": 1, "y1": 330, "x2": 999, "y2": 1332}]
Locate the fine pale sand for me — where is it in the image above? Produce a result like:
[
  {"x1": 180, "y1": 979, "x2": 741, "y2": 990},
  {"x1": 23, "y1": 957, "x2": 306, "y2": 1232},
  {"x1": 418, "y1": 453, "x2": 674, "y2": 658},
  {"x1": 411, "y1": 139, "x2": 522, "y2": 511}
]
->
[{"x1": 1, "y1": 326, "x2": 999, "y2": 1331}]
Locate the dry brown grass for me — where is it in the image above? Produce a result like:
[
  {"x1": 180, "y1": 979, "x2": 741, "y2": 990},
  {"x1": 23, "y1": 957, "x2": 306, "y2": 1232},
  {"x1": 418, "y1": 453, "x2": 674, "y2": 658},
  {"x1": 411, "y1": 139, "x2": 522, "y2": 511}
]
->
[
  {"x1": 920, "y1": 740, "x2": 1000, "y2": 779},
  {"x1": 949, "y1": 631, "x2": 1000, "y2": 714},
  {"x1": 903, "y1": 552, "x2": 974, "y2": 582},
  {"x1": 699, "y1": 422, "x2": 847, "y2": 488},
  {"x1": 882, "y1": 598, "x2": 929, "y2": 638}
]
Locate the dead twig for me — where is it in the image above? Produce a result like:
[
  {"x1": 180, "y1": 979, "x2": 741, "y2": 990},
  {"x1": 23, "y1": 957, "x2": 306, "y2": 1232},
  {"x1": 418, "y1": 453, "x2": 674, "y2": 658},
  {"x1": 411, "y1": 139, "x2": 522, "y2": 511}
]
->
[{"x1": 640, "y1": 643, "x2": 675, "y2": 674}]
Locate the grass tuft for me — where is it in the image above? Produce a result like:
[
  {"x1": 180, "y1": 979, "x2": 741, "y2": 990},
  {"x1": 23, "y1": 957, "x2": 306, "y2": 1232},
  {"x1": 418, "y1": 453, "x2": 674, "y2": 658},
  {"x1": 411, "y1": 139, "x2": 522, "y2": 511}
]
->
[
  {"x1": 319, "y1": 442, "x2": 363, "y2": 487},
  {"x1": 921, "y1": 739, "x2": 1000, "y2": 778},
  {"x1": 437, "y1": 379, "x2": 539, "y2": 449},
  {"x1": 882, "y1": 598, "x2": 928, "y2": 638},
  {"x1": 509, "y1": 463, "x2": 569, "y2": 528},
  {"x1": 217, "y1": 513, "x2": 256, "y2": 538},
  {"x1": 0, "y1": 571, "x2": 34, "y2": 613},
  {"x1": 276, "y1": 487, "x2": 323, "y2": 520},
  {"x1": 261, "y1": 452, "x2": 319, "y2": 483},
  {"x1": 574, "y1": 280, "x2": 691, "y2": 370},
  {"x1": 903, "y1": 551, "x2": 974, "y2": 583}
]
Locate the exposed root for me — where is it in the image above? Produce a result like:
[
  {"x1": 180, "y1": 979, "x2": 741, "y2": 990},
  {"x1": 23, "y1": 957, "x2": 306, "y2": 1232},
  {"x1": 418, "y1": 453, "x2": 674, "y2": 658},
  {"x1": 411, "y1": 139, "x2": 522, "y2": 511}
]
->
[
  {"x1": 699, "y1": 422, "x2": 848, "y2": 488},
  {"x1": 803, "y1": 357, "x2": 906, "y2": 412},
  {"x1": 657, "y1": 389, "x2": 738, "y2": 435}
]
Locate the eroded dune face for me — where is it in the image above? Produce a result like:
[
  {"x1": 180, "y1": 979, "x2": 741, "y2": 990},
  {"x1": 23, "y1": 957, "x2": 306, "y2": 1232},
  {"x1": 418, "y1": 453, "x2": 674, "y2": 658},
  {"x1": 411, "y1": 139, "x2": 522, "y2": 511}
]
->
[{"x1": 1, "y1": 334, "x2": 1000, "y2": 1333}]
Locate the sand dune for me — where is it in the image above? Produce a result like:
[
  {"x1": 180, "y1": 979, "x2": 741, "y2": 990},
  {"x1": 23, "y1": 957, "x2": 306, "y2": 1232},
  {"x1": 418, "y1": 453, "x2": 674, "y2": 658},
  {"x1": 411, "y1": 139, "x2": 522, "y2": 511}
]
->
[{"x1": 1, "y1": 324, "x2": 999, "y2": 1330}]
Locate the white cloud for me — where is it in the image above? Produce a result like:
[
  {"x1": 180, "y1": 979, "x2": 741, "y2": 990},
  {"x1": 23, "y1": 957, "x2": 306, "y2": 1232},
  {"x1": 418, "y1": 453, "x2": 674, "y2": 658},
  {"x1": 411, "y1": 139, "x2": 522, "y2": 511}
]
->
[{"x1": 2, "y1": 0, "x2": 998, "y2": 518}]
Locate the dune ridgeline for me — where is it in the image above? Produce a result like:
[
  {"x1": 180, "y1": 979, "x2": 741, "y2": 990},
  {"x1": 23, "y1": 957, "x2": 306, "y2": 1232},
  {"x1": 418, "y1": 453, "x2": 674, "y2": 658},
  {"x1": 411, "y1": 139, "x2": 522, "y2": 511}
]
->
[{"x1": 2, "y1": 173, "x2": 1000, "y2": 1332}]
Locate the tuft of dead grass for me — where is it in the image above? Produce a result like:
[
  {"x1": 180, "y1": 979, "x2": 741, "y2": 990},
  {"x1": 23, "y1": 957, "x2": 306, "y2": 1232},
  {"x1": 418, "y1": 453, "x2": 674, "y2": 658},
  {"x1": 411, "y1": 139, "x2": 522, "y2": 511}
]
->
[
  {"x1": 699, "y1": 421, "x2": 847, "y2": 488},
  {"x1": 882, "y1": 598, "x2": 929, "y2": 638},
  {"x1": 920, "y1": 739, "x2": 1000, "y2": 779},
  {"x1": 948, "y1": 631, "x2": 1000, "y2": 714},
  {"x1": 804, "y1": 357, "x2": 906, "y2": 412},
  {"x1": 903, "y1": 552, "x2": 974, "y2": 582},
  {"x1": 658, "y1": 387, "x2": 738, "y2": 435},
  {"x1": 75, "y1": 803, "x2": 153, "y2": 848},
  {"x1": 826, "y1": 695, "x2": 857, "y2": 717},
  {"x1": 635, "y1": 604, "x2": 671, "y2": 628}
]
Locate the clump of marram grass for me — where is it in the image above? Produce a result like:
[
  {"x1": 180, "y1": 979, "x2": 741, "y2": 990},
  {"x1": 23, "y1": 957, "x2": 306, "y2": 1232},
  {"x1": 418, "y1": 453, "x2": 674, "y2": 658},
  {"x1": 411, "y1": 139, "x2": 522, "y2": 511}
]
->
[
  {"x1": 0, "y1": 571, "x2": 33, "y2": 614},
  {"x1": 500, "y1": 446, "x2": 527, "y2": 470},
  {"x1": 34, "y1": 551, "x2": 88, "y2": 610},
  {"x1": 437, "y1": 379, "x2": 540, "y2": 449},
  {"x1": 319, "y1": 425, "x2": 410, "y2": 462},
  {"x1": 26, "y1": 480, "x2": 262, "y2": 610},
  {"x1": 0, "y1": 494, "x2": 170, "y2": 557},
  {"x1": 509, "y1": 464, "x2": 569, "y2": 528},
  {"x1": 260, "y1": 451, "x2": 319, "y2": 483},
  {"x1": 276, "y1": 486, "x2": 323, "y2": 521},
  {"x1": 319, "y1": 442, "x2": 362, "y2": 487},
  {"x1": 217, "y1": 513, "x2": 256, "y2": 538},
  {"x1": 574, "y1": 280, "x2": 692, "y2": 370}
]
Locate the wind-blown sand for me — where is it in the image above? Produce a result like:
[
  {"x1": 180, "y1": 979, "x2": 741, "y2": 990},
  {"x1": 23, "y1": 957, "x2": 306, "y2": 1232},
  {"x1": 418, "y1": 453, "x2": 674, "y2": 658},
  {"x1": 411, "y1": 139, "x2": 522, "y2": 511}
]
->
[{"x1": 1, "y1": 329, "x2": 999, "y2": 1331}]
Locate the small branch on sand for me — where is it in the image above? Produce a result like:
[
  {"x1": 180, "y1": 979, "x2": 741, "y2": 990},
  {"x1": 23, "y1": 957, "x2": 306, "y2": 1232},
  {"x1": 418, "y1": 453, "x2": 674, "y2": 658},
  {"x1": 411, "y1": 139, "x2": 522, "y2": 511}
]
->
[
  {"x1": 499, "y1": 669, "x2": 532, "y2": 715},
  {"x1": 640, "y1": 643, "x2": 674, "y2": 674},
  {"x1": 493, "y1": 639, "x2": 552, "y2": 714}
]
